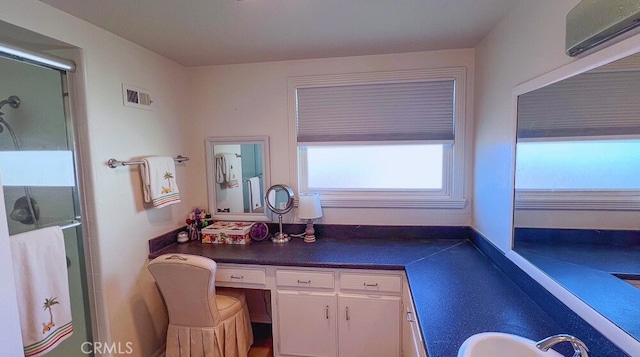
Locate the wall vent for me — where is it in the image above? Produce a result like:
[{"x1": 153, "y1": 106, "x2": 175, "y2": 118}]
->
[
  {"x1": 122, "y1": 84, "x2": 153, "y2": 110},
  {"x1": 566, "y1": 0, "x2": 640, "y2": 57}
]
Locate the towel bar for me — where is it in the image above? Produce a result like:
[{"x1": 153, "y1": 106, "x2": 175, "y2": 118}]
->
[
  {"x1": 107, "y1": 155, "x2": 189, "y2": 169},
  {"x1": 41, "y1": 219, "x2": 82, "y2": 230},
  {"x1": 242, "y1": 174, "x2": 263, "y2": 183}
]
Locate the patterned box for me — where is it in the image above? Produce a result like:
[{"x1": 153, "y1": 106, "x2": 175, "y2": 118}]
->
[{"x1": 201, "y1": 221, "x2": 252, "y2": 244}]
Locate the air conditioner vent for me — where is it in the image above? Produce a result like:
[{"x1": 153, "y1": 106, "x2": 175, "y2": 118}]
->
[
  {"x1": 122, "y1": 84, "x2": 153, "y2": 110},
  {"x1": 566, "y1": 0, "x2": 640, "y2": 57}
]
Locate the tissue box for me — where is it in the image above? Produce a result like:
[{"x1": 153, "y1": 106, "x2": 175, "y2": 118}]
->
[{"x1": 201, "y1": 221, "x2": 252, "y2": 244}]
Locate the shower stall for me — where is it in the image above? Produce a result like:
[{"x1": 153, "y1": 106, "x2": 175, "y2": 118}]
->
[{"x1": 0, "y1": 49, "x2": 93, "y2": 356}]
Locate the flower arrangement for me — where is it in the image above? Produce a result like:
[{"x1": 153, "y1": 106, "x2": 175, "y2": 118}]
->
[{"x1": 185, "y1": 208, "x2": 212, "y2": 241}]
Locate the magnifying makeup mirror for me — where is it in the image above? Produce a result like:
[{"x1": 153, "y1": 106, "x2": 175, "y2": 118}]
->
[{"x1": 265, "y1": 184, "x2": 295, "y2": 243}]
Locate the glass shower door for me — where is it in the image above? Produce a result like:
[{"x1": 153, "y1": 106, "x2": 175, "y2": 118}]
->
[{"x1": 0, "y1": 55, "x2": 93, "y2": 356}]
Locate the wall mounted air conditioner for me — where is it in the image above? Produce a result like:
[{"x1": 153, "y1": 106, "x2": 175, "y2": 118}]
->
[{"x1": 566, "y1": 0, "x2": 640, "y2": 57}]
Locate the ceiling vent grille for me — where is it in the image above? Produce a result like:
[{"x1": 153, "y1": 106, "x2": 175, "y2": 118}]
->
[
  {"x1": 566, "y1": 0, "x2": 640, "y2": 57},
  {"x1": 122, "y1": 83, "x2": 153, "y2": 110}
]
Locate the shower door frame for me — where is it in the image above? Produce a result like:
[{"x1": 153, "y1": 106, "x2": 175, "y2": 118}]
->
[{"x1": 0, "y1": 47, "x2": 100, "y2": 354}]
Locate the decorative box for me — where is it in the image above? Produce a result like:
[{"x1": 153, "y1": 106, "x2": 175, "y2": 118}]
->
[{"x1": 201, "y1": 221, "x2": 253, "y2": 244}]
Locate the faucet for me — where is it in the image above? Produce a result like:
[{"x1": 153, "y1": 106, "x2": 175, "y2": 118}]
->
[{"x1": 536, "y1": 334, "x2": 589, "y2": 357}]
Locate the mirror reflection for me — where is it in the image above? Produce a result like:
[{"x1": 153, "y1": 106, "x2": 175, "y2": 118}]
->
[
  {"x1": 265, "y1": 184, "x2": 295, "y2": 214},
  {"x1": 265, "y1": 184, "x2": 295, "y2": 243},
  {"x1": 513, "y1": 53, "x2": 640, "y2": 341},
  {"x1": 206, "y1": 136, "x2": 270, "y2": 221}
]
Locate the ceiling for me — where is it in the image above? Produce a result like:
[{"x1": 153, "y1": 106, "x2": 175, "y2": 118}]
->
[{"x1": 39, "y1": 0, "x2": 520, "y2": 67}]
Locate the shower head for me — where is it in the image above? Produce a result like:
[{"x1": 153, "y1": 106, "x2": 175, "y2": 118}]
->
[{"x1": 0, "y1": 95, "x2": 20, "y2": 110}]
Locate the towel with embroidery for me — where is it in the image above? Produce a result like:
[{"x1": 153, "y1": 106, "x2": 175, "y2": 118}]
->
[
  {"x1": 141, "y1": 156, "x2": 181, "y2": 208},
  {"x1": 10, "y1": 226, "x2": 73, "y2": 357}
]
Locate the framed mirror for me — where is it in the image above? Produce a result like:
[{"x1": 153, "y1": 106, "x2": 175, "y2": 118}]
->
[
  {"x1": 205, "y1": 136, "x2": 271, "y2": 222},
  {"x1": 512, "y1": 51, "x2": 640, "y2": 342}
]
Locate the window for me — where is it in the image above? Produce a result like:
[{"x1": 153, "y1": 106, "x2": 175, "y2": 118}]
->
[
  {"x1": 288, "y1": 68, "x2": 467, "y2": 208},
  {"x1": 305, "y1": 144, "x2": 444, "y2": 190}
]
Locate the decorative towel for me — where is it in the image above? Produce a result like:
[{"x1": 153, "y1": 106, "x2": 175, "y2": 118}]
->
[
  {"x1": 215, "y1": 153, "x2": 239, "y2": 188},
  {"x1": 248, "y1": 176, "x2": 262, "y2": 211},
  {"x1": 141, "y1": 156, "x2": 181, "y2": 208},
  {"x1": 9, "y1": 226, "x2": 73, "y2": 357}
]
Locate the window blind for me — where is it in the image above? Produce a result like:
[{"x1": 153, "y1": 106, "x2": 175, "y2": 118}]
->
[
  {"x1": 517, "y1": 71, "x2": 640, "y2": 139},
  {"x1": 296, "y1": 80, "x2": 455, "y2": 143}
]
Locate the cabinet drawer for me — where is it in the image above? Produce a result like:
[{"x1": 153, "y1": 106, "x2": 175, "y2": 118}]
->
[
  {"x1": 216, "y1": 267, "x2": 266, "y2": 285},
  {"x1": 276, "y1": 270, "x2": 334, "y2": 289},
  {"x1": 339, "y1": 273, "x2": 402, "y2": 293}
]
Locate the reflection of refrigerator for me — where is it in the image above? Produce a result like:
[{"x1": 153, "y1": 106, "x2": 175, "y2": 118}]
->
[{"x1": 0, "y1": 173, "x2": 26, "y2": 355}]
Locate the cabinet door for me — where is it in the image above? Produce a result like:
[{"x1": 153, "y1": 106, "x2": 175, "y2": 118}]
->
[
  {"x1": 402, "y1": 284, "x2": 427, "y2": 357},
  {"x1": 338, "y1": 295, "x2": 401, "y2": 357},
  {"x1": 277, "y1": 291, "x2": 337, "y2": 357}
]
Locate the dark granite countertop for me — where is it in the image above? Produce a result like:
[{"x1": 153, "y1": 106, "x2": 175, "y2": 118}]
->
[{"x1": 149, "y1": 235, "x2": 566, "y2": 356}]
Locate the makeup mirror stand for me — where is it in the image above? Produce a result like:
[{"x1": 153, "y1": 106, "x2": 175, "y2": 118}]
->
[
  {"x1": 265, "y1": 184, "x2": 295, "y2": 243},
  {"x1": 273, "y1": 212, "x2": 288, "y2": 243}
]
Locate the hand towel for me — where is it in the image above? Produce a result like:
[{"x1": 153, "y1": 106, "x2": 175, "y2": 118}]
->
[
  {"x1": 9, "y1": 226, "x2": 73, "y2": 357},
  {"x1": 248, "y1": 176, "x2": 262, "y2": 211},
  {"x1": 215, "y1": 153, "x2": 239, "y2": 188},
  {"x1": 141, "y1": 156, "x2": 181, "y2": 208},
  {"x1": 215, "y1": 154, "x2": 226, "y2": 184}
]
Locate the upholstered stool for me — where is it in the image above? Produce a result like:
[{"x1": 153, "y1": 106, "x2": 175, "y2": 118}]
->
[{"x1": 148, "y1": 254, "x2": 253, "y2": 357}]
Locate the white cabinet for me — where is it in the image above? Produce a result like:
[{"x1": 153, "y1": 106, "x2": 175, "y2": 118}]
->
[
  {"x1": 338, "y1": 294, "x2": 401, "y2": 357},
  {"x1": 277, "y1": 291, "x2": 337, "y2": 357},
  {"x1": 215, "y1": 264, "x2": 427, "y2": 357},
  {"x1": 276, "y1": 269, "x2": 404, "y2": 357}
]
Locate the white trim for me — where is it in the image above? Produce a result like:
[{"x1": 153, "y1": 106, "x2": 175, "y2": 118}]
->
[
  {"x1": 507, "y1": 252, "x2": 640, "y2": 355},
  {"x1": 288, "y1": 68, "x2": 468, "y2": 209},
  {"x1": 288, "y1": 67, "x2": 466, "y2": 88},
  {"x1": 515, "y1": 190, "x2": 640, "y2": 210}
]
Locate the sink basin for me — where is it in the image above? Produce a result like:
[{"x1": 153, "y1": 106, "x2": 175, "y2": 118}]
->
[{"x1": 458, "y1": 332, "x2": 563, "y2": 357}]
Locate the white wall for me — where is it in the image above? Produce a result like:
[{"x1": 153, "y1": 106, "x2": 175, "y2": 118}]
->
[
  {"x1": 474, "y1": 0, "x2": 640, "y2": 353},
  {"x1": 474, "y1": 0, "x2": 640, "y2": 246},
  {"x1": 472, "y1": 0, "x2": 581, "y2": 251},
  {"x1": 187, "y1": 49, "x2": 476, "y2": 227},
  {"x1": 0, "y1": 1, "x2": 192, "y2": 355}
]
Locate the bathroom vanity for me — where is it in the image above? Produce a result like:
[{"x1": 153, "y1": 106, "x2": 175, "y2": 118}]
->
[
  {"x1": 215, "y1": 264, "x2": 412, "y2": 357},
  {"x1": 148, "y1": 229, "x2": 590, "y2": 356}
]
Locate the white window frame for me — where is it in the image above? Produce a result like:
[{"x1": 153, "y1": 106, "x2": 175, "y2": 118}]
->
[
  {"x1": 287, "y1": 68, "x2": 468, "y2": 209},
  {"x1": 515, "y1": 189, "x2": 640, "y2": 211}
]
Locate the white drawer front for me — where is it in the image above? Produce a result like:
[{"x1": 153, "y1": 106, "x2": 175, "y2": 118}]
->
[
  {"x1": 339, "y1": 273, "x2": 402, "y2": 293},
  {"x1": 276, "y1": 270, "x2": 334, "y2": 289},
  {"x1": 216, "y1": 267, "x2": 266, "y2": 285}
]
